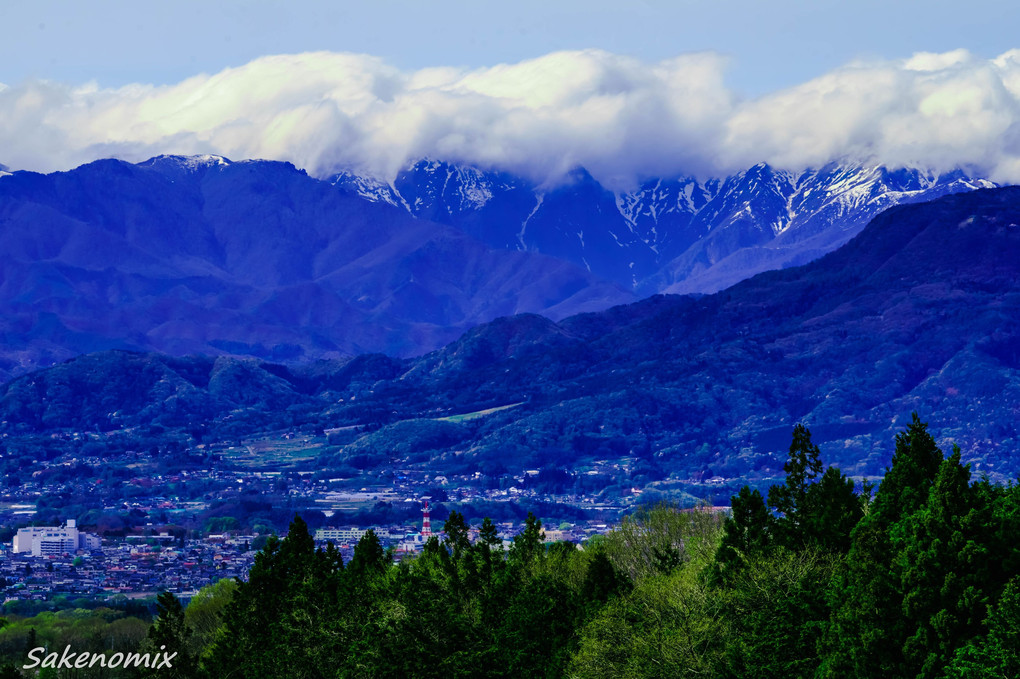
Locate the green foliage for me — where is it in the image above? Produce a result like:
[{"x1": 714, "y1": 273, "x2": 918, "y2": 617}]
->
[
  {"x1": 509, "y1": 512, "x2": 545, "y2": 566},
  {"x1": 604, "y1": 502, "x2": 722, "y2": 582},
  {"x1": 442, "y1": 510, "x2": 471, "y2": 558},
  {"x1": 0, "y1": 607, "x2": 150, "y2": 676},
  {"x1": 570, "y1": 536, "x2": 726, "y2": 678},
  {"x1": 183, "y1": 578, "x2": 236, "y2": 663},
  {"x1": 202, "y1": 515, "x2": 240, "y2": 534},
  {"x1": 944, "y1": 578, "x2": 1020, "y2": 678},
  {"x1": 43, "y1": 416, "x2": 1011, "y2": 679},
  {"x1": 800, "y1": 465, "x2": 865, "y2": 553},
  {"x1": 140, "y1": 591, "x2": 197, "y2": 678},
  {"x1": 715, "y1": 486, "x2": 773, "y2": 582},
  {"x1": 768, "y1": 424, "x2": 824, "y2": 526},
  {"x1": 721, "y1": 547, "x2": 837, "y2": 679},
  {"x1": 820, "y1": 415, "x2": 1016, "y2": 679}
]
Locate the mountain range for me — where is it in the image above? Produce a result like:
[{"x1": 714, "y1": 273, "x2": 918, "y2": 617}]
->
[
  {"x1": 0, "y1": 155, "x2": 995, "y2": 381},
  {"x1": 0, "y1": 156, "x2": 629, "y2": 380},
  {"x1": 331, "y1": 159, "x2": 994, "y2": 293},
  {"x1": 4, "y1": 186, "x2": 1019, "y2": 490}
]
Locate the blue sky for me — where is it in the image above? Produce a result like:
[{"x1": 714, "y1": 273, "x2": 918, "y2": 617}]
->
[
  {"x1": 4, "y1": 0, "x2": 1018, "y2": 95},
  {"x1": 3, "y1": 1, "x2": 1020, "y2": 183}
]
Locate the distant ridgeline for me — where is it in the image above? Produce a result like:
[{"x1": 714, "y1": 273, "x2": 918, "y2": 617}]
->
[
  {"x1": 0, "y1": 154, "x2": 995, "y2": 380},
  {"x1": 331, "y1": 159, "x2": 994, "y2": 294},
  {"x1": 4, "y1": 419, "x2": 1017, "y2": 678},
  {"x1": 1, "y1": 187, "x2": 1019, "y2": 487}
]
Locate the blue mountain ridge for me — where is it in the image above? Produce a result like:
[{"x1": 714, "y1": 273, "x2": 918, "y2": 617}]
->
[
  {"x1": 3, "y1": 186, "x2": 1019, "y2": 488},
  {"x1": 0, "y1": 156, "x2": 631, "y2": 381},
  {"x1": 0, "y1": 154, "x2": 996, "y2": 383},
  {"x1": 331, "y1": 159, "x2": 995, "y2": 294}
]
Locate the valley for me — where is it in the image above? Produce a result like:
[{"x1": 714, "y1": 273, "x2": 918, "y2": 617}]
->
[{"x1": 2, "y1": 185, "x2": 1019, "y2": 555}]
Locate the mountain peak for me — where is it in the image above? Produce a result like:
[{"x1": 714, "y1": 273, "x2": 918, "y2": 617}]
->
[{"x1": 139, "y1": 154, "x2": 233, "y2": 178}]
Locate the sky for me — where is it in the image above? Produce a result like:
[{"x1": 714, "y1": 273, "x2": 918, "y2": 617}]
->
[{"x1": 3, "y1": 1, "x2": 1020, "y2": 186}]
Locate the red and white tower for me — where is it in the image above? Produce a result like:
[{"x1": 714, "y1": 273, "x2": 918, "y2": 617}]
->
[{"x1": 421, "y1": 500, "x2": 433, "y2": 539}]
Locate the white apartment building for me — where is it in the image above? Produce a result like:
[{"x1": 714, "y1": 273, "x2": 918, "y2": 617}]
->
[
  {"x1": 13, "y1": 520, "x2": 101, "y2": 557},
  {"x1": 314, "y1": 527, "x2": 367, "y2": 544}
]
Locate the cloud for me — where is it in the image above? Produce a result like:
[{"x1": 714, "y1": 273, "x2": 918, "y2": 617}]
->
[{"x1": 3, "y1": 48, "x2": 1020, "y2": 187}]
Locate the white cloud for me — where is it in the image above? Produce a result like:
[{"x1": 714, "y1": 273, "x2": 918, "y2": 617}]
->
[{"x1": 4, "y1": 48, "x2": 1020, "y2": 186}]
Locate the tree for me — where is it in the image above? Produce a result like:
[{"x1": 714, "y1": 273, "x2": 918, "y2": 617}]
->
[
  {"x1": 144, "y1": 591, "x2": 197, "y2": 678},
  {"x1": 607, "y1": 503, "x2": 722, "y2": 582},
  {"x1": 579, "y1": 550, "x2": 630, "y2": 612},
  {"x1": 203, "y1": 515, "x2": 340, "y2": 678},
  {"x1": 478, "y1": 517, "x2": 501, "y2": 552},
  {"x1": 869, "y1": 413, "x2": 944, "y2": 525},
  {"x1": 768, "y1": 424, "x2": 823, "y2": 547},
  {"x1": 570, "y1": 553, "x2": 727, "y2": 678},
  {"x1": 801, "y1": 466, "x2": 865, "y2": 553},
  {"x1": 714, "y1": 486, "x2": 773, "y2": 582},
  {"x1": 722, "y1": 548, "x2": 837, "y2": 679},
  {"x1": 509, "y1": 513, "x2": 545, "y2": 566},
  {"x1": 183, "y1": 577, "x2": 237, "y2": 662},
  {"x1": 23, "y1": 626, "x2": 37, "y2": 655},
  {"x1": 443, "y1": 510, "x2": 471, "y2": 559},
  {"x1": 898, "y1": 449, "x2": 991, "y2": 678},
  {"x1": 348, "y1": 528, "x2": 387, "y2": 578},
  {"x1": 820, "y1": 414, "x2": 946, "y2": 678},
  {"x1": 944, "y1": 578, "x2": 1020, "y2": 678}
]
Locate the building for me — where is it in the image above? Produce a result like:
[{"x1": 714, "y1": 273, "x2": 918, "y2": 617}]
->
[
  {"x1": 314, "y1": 527, "x2": 367, "y2": 544},
  {"x1": 13, "y1": 520, "x2": 101, "y2": 557}
]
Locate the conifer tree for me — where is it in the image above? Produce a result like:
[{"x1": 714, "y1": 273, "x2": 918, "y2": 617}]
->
[
  {"x1": 801, "y1": 466, "x2": 865, "y2": 553},
  {"x1": 144, "y1": 591, "x2": 197, "y2": 678},
  {"x1": 348, "y1": 528, "x2": 387, "y2": 577},
  {"x1": 478, "y1": 517, "x2": 501, "y2": 552},
  {"x1": 204, "y1": 515, "x2": 334, "y2": 678},
  {"x1": 820, "y1": 414, "x2": 945, "y2": 678},
  {"x1": 944, "y1": 578, "x2": 1020, "y2": 678},
  {"x1": 714, "y1": 485, "x2": 773, "y2": 581},
  {"x1": 768, "y1": 424, "x2": 824, "y2": 531},
  {"x1": 509, "y1": 512, "x2": 545, "y2": 566},
  {"x1": 898, "y1": 448, "x2": 991, "y2": 678},
  {"x1": 443, "y1": 510, "x2": 471, "y2": 559}
]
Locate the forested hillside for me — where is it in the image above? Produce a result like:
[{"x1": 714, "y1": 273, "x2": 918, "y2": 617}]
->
[
  {"x1": 4, "y1": 187, "x2": 1020, "y2": 498},
  {"x1": 4, "y1": 418, "x2": 1015, "y2": 678}
]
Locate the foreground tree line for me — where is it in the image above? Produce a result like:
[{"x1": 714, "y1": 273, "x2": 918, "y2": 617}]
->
[{"x1": 2, "y1": 414, "x2": 1019, "y2": 678}]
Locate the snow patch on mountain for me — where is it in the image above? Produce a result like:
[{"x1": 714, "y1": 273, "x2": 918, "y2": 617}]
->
[
  {"x1": 323, "y1": 157, "x2": 999, "y2": 293},
  {"x1": 145, "y1": 154, "x2": 232, "y2": 172},
  {"x1": 328, "y1": 170, "x2": 404, "y2": 207},
  {"x1": 518, "y1": 195, "x2": 544, "y2": 250}
]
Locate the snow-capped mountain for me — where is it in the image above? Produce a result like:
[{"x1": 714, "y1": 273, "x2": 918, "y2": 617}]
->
[
  {"x1": 331, "y1": 159, "x2": 996, "y2": 294},
  {"x1": 656, "y1": 163, "x2": 996, "y2": 294}
]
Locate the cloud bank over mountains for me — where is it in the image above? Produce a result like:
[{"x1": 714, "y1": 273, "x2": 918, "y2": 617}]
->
[{"x1": 4, "y1": 48, "x2": 1020, "y2": 188}]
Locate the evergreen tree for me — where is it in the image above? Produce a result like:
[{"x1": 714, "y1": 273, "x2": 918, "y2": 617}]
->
[
  {"x1": 509, "y1": 513, "x2": 545, "y2": 566},
  {"x1": 898, "y1": 449, "x2": 991, "y2": 678},
  {"x1": 478, "y1": 517, "x2": 501, "y2": 552},
  {"x1": 580, "y1": 550, "x2": 630, "y2": 613},
  {"x1": 944, "y1": 578, "x2": 1020, "y2": 678},
  {"x1": 23, "y1": 626, "x2": 37, "y2": 655},
  {"x1": 801, "y1": 466, "x2": 865, "y2": 553},
  {"x1": 870, "y1": 413, "x2": 945, "y2": 524},
  {"x1": 443, "y1": 510, "x2": 471, "y2": 559},
  {"x1": 820, "y1": 414, "x2": 945, "y2": 678},
  {"x1": 768, "y1": 424, "x2": 824, "y2": 536},
  {"x1": 348, "y1": 528, "x2": 387, "y2": 577},
  {"x1": 144, "y1": 591, "x2": 197, "y2": 678},
  {"x1": 204, "y1": 515, "x2": 339, "y2": 678},
  {"x1": 722, "y1": 548, "x2": 837, "y2": 679},
  {"x1": 714, "y1": 486, "x2": 773, "y2": 582}
]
